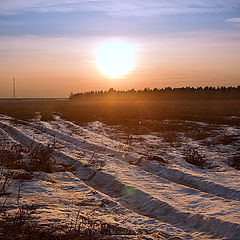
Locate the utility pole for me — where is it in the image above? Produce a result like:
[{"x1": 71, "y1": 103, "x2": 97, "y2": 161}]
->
[{"x1": 13, "y1": 78, "x2": 16, "y2": 98}]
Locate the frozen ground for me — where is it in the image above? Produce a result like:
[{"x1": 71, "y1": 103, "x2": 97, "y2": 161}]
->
[{"x1": 0, "y1": 114, "x2": 239, "y2": 239}]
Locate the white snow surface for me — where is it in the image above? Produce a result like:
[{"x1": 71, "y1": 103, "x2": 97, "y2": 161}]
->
[{"x1": 0, "y1": 115, "x2": 239, "y2": 240}]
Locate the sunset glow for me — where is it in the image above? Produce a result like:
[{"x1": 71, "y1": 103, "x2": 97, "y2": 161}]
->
[
  {"x1": 94, "y1": 40, "x2": 137, "y2": 79},
  {"x1": 0, "y1": 1, "x2": 240, "y2": 97}
]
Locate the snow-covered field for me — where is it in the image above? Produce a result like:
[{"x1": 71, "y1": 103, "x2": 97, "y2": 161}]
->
[{"x1": 0, "y1": 114, "x2": 239, "y2": 239}]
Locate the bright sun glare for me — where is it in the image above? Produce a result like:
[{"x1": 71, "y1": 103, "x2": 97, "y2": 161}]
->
[{"x1": 94, "y1": 40, "x2": 137, "y2": 79}]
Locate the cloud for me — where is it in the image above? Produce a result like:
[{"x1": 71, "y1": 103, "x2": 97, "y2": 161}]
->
[
  {"x1": 0, "y1": 0, "x2": 240, "y2": 16},
  {"x1": 226, "y1": 17, "x2": 240, "y2": 23}
]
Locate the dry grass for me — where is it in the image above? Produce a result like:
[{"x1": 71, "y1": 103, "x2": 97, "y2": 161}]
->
[
  {"x1": 230, "y1": 150, "x2": 240, "y2": 170},
  {"x1": 0, "y1": 142, "x2": 55, "y2": 174},
  {"x1": 0, "y1": 100, "x2": 239, "y2": 126},
  {"x1": 184, "y1": 147, "x2": 207, "y2": 169},
  {"x1": 0, "y1": 185, "x2": 137, "y2": 240},
  {"x1": 0, "y1": 209, "x2": 136, "y2": 240}
]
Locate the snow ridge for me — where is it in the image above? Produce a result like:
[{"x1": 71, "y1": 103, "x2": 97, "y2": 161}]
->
[{"x1": 0, "y1": 118, "x2": 240, "y2": 239}]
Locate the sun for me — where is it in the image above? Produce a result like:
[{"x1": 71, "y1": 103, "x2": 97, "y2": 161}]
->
[{"x1": 94, "y1": 40, "x2": 137, "y2": 79}]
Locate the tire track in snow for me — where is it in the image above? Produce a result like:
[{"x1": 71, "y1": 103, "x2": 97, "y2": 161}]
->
[
  {"x1": 31, "y1": 120, "x2": 138, "y2": 162},
  {"x1": 39, "y1": 119, "x2": 240, "y2": 202},
  {"x1": 143, "y1": 164, "x2": 240, "y2": 202},
  {"x1": 1, "y1": 120, "x2": 240, "y2": 239},
  {"x1": 10, "y1": 117, "x2": 240, "y2": 203}
]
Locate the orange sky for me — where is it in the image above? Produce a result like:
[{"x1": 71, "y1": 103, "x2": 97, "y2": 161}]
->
[
  {"x1": 1, "y1": 0, "x2": 240, "y2": 97},
  {"x1": 0, "y1": 32, "x2": 239, "y2": 98}
]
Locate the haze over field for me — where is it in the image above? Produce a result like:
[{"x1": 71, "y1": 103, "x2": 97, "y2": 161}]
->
[{"x1": 0, "y1": 0, "x2": 240, "y2": 97}]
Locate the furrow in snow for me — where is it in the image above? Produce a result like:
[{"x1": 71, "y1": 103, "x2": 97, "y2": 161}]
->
[
  {"x1": 144, "y1": 164, "x2": 240, "y2": 202},
  {"x1": 0, "y1": 121, "x2": 240, "y2": 239},
  {"x1": 34, "y1": 119, "x2": 240, "y2": 202}
]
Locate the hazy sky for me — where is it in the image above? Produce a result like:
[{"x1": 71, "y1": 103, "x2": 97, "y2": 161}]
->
[{"x1": 0, "y1": 0, "x2": 240, "y2": 97}]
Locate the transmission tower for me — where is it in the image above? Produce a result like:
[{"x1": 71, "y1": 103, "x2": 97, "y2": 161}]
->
[{"x1": 13, "y1": 78, "x2": 16, "y2": 98}]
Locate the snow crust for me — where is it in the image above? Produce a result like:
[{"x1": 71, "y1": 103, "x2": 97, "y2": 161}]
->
[{"x1": 0, "y1": 115, "x2": 239, "y2": 239}]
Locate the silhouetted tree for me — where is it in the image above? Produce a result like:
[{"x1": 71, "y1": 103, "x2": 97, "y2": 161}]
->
[{"x1": 70, "y1": 86, "x2": 240, "y2": 101}]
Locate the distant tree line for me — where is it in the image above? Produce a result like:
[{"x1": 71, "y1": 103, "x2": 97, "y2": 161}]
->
[{"x1": 70, "y1": 86, "x2": 240, "y2": 101}]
